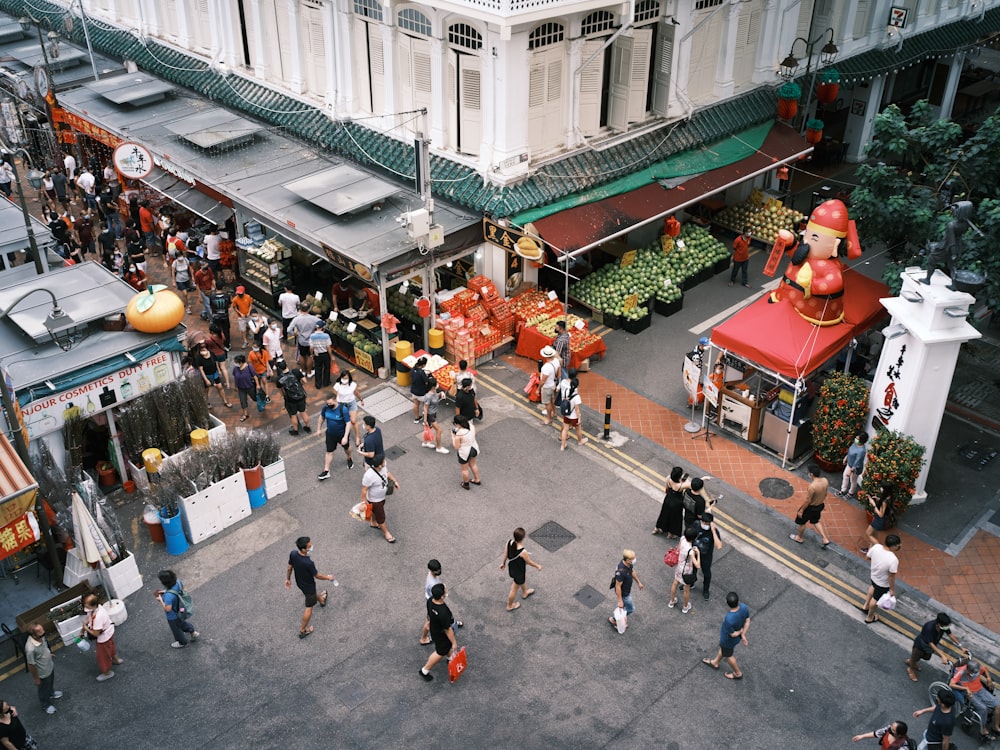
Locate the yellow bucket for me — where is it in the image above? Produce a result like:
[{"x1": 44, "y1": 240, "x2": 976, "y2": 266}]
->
[
  {"x1": 395, "y1": 340, "x2": 413, "y2": 387},
  {"x1": 190, "y1": 429, "x2": 210, "y2": 450},
  {"x1": 142, "y1": 448, "x2": 163, "y2": 474},
  {"x1": 428, "y1": 328, "x2": 444, "y2": 349}
]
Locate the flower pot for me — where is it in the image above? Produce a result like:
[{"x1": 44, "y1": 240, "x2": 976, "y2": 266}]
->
[
  {"x1": 778, "y1": 98, "x2": 798, "y2": 120},
  {"x1": 243, "y1": 464, "x2": 266, "y2": 509},
  {"x1": 813, "y1": 453, "x2": 844, "y2": 473}
]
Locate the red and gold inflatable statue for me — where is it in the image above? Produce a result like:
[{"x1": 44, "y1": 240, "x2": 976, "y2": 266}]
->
[{"x1": 768, "y1": 199, "x2": 861, "y2": 326}]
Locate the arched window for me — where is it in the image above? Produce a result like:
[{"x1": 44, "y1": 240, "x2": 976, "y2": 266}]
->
[
  {"x1": 354, "y1": 0, "x2": 383, "y2": 22},
  {"x1": 634, "y1": 1, "x2": 661, "y2": 24},
  {"x1": 528, "y1": 22, "x2": 564, "y2": 51},
  {"x1": 448, "y1": 23, "x2": 482, "y2": 50},
  {"x1": 581, "y1": 11, "x2": 616, "y2": 37},
  {"x1": 398, "y1": 8, "x2": 432, "y2": 36}
]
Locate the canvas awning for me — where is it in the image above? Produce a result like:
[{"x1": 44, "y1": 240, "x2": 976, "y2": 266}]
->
[
  {"x1": 140, "y1": 167, "x2": 232, "y2": 225},
  {"x1": 0, "y1": 433, "x2": 36, "y2": 505},
  {"x1": 529, "y1": 122, "x2": 811, "y2": 255}
]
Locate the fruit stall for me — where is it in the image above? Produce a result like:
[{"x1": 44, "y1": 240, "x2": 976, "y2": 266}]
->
[
  {"x1": 568, "y1": 224, "x2": 730, "y2": 328},
  {"x1": 713, "y1": 190, "x2": 806, "y2": 244},
  {"x1": 324, "y1": 316, "x2": 385, "y2": 376},
  {"x1": 512, "y1": 293, "x2": 606, "y2": 368}
]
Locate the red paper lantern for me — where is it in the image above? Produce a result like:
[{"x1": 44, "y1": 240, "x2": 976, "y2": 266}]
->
[
  {"x1": 805, "y1": 128, "x2": 823, "y2": 145},
  {"x1": 777, "y1": 98, "x2": 798, "y2": 120},
  {"x1": 816, "y1": 82, "x2": 839, "y2": 104}
]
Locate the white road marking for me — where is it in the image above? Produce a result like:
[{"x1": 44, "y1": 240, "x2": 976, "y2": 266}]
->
[{"x1": 690, "y1": 278, "x2": 781, "y2": 335}]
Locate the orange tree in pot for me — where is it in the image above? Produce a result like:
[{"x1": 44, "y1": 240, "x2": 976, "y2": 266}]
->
[
  {"x1": 856, "y1": 428, "x2": 926, "y2": 523},
  {"x1": 810, "y1": 371, "x2": 870, "y2": 470}
]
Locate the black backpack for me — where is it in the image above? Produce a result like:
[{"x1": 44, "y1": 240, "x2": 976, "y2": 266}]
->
[
  {"x1": 694, "y1": 525, "x2": 715, "y2": 557},
  {"x1": 278, "y1": 371, "x2": 306, "y2": 401},
  {"x1": 560, "y1": 390, "x2": 574, "y2": 417}
]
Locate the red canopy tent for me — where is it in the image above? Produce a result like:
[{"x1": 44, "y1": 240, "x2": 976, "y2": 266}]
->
[{"x1": 709, "y1": 268, "x2": 889, "y2": 381}]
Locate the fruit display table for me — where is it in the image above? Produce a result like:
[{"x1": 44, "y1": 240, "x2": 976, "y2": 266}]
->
[
  {"x1": 514, "y1": 323, "x2": 606, "y2": 368},
  {"x1": 713, "y1": 191, "x2": 805, "y2": 244}
]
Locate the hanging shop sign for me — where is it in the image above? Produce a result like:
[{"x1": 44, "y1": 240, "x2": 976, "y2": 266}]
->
[
  {"x1": 0, "y1": 492, "x2": 37, "y2": 528},
  {"x1": 483, "y1": 219, "x2": 533, "y2": 254},
  {"x1": 319, "y1": 241, "x2": 375, "y2": 283},
  {"x1": 113, "y1": 141, "x2": 154, "y2": 180},
  {"x1": 0, "y1": 512, "x2": 40, "y2": 560},
  {"x1": 19, "y1": 352, "x2": 179, "y2": 440},
  {"x1": 54, "y1": 108, "x2": 120, "y2": 148},
  {"x1": 154, "y1": 156, "x2": 197, "y2": 186}
]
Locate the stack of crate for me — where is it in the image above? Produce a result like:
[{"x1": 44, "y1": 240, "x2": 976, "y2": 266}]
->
[{"x1": 443, "y1": 316, "x2": 477, "y2": 363}]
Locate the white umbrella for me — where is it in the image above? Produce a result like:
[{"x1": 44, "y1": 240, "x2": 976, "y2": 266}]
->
[{"x1": 71, "y1": 492, "x2": 114, "y2": 566}]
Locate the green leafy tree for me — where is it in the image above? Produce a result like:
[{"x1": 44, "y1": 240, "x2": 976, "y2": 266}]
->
[{"x1": 851, "y1": 101, "x2": 1000, "y2": 313}]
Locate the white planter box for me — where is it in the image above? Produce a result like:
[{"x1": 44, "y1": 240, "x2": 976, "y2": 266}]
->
[
  {"x1": 63, "y1": 551, "x2": 102, "y2": 589},
  {"x1": 179, "y1": 471, "x2": 249, "y2": 544},
  {"x1": 159, "y1": 414, "x2": 227, "y2": 471},
  {"x1": 56, "y1": 615, "x2": 85, "y2": 646},
  {"x1": 263, "y1": 458, "x2": 287, "y2": 498},
  {"x1": 100, "y1": 553, "x2": 143, "y2": 600}
]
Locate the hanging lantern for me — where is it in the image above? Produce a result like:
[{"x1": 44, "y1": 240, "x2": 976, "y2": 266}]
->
[
  {"x1": 776, "y1": 81, "x2": 802, "y2": 121},
  {"x1": 663, "y1": 214, "x2": 681, "y2": 238},
  {"x1": 416, "y1": 297, "x2": 432, "y2": 318},
  {"x1": 815, "y1": 68, "x2": 840, "y2": 105},
  {"x1": 125, "y1": 285, "x2": 185, "y2": 333},
  {"x1": 805, "y1": 119, "x2": 824, "y2": 145}
]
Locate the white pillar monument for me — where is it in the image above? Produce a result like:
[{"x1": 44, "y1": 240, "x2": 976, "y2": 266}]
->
[{"x1": 867, "y1": 267, "x2": 982, "y2": 503}]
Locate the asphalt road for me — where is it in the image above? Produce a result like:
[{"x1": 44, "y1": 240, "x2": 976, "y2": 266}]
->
[{"x1": 5, "y1": 397, "x2": 985, "y2": 750}]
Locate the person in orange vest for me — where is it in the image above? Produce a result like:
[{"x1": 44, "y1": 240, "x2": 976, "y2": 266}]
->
[{"x1": 729, "y1": 228, "x2": 752, "y2": 288}]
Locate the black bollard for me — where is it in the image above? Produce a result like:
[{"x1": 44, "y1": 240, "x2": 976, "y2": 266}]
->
[{"x1": 603, "y1": 394, "x2": 612, "y2": 440}]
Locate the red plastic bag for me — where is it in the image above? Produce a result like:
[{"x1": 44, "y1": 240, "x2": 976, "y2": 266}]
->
[
  {"x1": 448, "y1": 646, "x2": 467, "y2": 683},
  {"x1": 422, "y1": 425, "x2": 434, "y2": 443},
  {"x1": 664, "y1": 547, "x2": 679, "y2": 567},
  {"x1": 524, "y1": 373, "x2": 541, "y2": 403}
]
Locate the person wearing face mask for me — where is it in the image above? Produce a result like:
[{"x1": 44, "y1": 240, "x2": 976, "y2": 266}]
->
[
  {"x1": 246, "y1": 310, "x2": 266, "y2": 349},
  {"x1": 124, "y1": 263, "x2": 147, "y2": 291},
  {"x1": 333, "y1": 370, "x2": 364, "y2": 444},
  {"x1": 247, "y1": 344, "x2": 272, "y2": 404},
  {"x1": 0, "y1": 699, "x2": 36, "y2": 750},
  {"x1": 285, "y1": 536, "x2": 337, "y2": 639},
  {"x1": 693, "y1": 512, "x2": 724, "y2": 601},
  {"x1": 262, "y1": 319, "x2": 284, "y2": 361},
  {"x1": 80, "y1": 593, "x2": 123, "y2": 682}
]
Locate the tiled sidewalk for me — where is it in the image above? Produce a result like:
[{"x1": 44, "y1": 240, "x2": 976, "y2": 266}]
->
[{"x1": 504, "y1": 355, "x2": 1000, "y2": 634}]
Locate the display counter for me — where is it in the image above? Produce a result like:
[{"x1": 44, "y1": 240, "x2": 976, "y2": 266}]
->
[
  {"x1": 327, "y1": 318, "x2": 385, "y2": 376},
  {"x1": 515, "y1": 324, "x2": 606, "y2": 369}
]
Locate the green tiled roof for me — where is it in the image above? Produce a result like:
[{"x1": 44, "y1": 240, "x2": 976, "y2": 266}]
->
[
  {"x1": 836, "y1": 7, "x2": 1000, "y2": 86},
  {"x1": 0, "y1": 2, "x2": 796, "y2": 215}
]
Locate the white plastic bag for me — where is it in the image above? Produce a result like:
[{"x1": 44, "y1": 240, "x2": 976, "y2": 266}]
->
[
  {"x1": 612, "y1": 606, "x2": 627, "y2": 634},
  {"x1": 877, "y1": 593, "x2": 897, "y2": 611}
]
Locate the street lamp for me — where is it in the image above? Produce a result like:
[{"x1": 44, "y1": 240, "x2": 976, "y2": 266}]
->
[
  {"x1": 18, "y1": 16, "x2": 60, "y2": 73},
  {"x1": 1, "y1": 141, "x2": 47, "y2": 275},
  {"x1": 777, "y1": 28, "x2": 838, "y2": 132},
  {"x1": 0, "y1": 287, "x2": 84, "y2": 351}
]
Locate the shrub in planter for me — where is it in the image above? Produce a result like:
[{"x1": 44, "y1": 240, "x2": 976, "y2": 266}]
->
[
  {"x1": 810, "y1": 372, "x2": 870, "y2": 468},
  {"x1": 857, "y1": 429, "x2": 926, "y2": 521}
]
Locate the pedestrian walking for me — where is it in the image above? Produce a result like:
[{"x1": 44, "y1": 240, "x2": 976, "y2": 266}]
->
[
  {"x1": 729, "y1": 227, "x2": 751, "y2": 287},
  {"x1": 24, "y1": 624, "x2": 62, "y2": 714},
  {"x1": 420, "y1": 560, "x2": 444, "y2": 644},
  {"x1": 862, "y1": 534, "x2": 901, "y2": 625},
  {"x1": 154, "y1": 570, "x2": 200, "y2": 649},
  {"x1": 419, "y1": 584, "x2": 457, "y2": 682},
  {"x1": 195, "y1": 345, "x2": 232, "y2": 409},
  {"x1": 790, "y1": 463, "x2": 832, "y2": 547},
  {"x1": 277, "y1": 284, "x2": 300, "y2": 338},
  {"x1": 230, "y1": 286, "x2": 254, "y2": 349},
  {"x1": 0, "y1": 700, "x2": 37, "y2": 750},
  {"x1": 263, "y1": 319, "x2": 284, "y2": 361},
  {"x1": 357, "y1": 415, "x2": 384, "y2": 466},
  {"x1": 668, "y1": 525, "x2": 701, "y2": 614},
  {"x1": 912, "y1": 691, "x2": 956, "y2": 750},
  {"x1": 905, "y1": 613, "x2": 965, "y2": 683},
  {"x1": 949, "y1": 658, "x2": 1000, "y2": 741},
  {"x1": 410, "y1": 356, "x2": 430, "y2": 422},
  {"x1": 860, "y1": 482, "x2": 894, "y2": 554},
  {"x1": 231, "y1": 354, "x2": 258, "y2": 422},
  {"x1": 851, "y1": 720, "x2": 914, "y2": 748},
  {"x1": 285, "y1": 536, "x2": 336, "y2": 639},
  {"x1": 361, "y1": 454, "x2": 398, "y2": 543},
  {"x1": 171, "y1": 251, "x2": 194, "y2": 314},
  {"x1": 453, "y1": 377, "x2": 479, "y2": 422},
  {"x1": 559, "y1": 376, "x2": 588, "y2": 450},
  {"x1": 654, "y1": 467, "x2": 687, "y2": 538},
  {"x1": 451, "y1": 415, "x2": 480, "y2": 490},
  {"x1": 288, "y1": 304, "x2": 322, "y2": 377},
  {"x1": 81, "y1": 593, "x2": 123, "y2": 682},
  {"x1": 317, "y1": 398, "x2": 354, "y2": 479},
  {"x1": 838, "y1": 432, "x2": 868, "y2": 499},
  {"x1": 421, "y1": 377, "x2": 449, "y2": 454},
  {"x1": 247, "y1": 310, "x2": 266, "y2": 349},
  {"x1": 682, "y1": 476, "x2": 714, "y2": 531},
  {"x1": 500, "y1": 527, "x2": 542, "y2": 611},
  {"x1": 247, "y1": 344, "x2": 272, "y2": 404},
  {"x1": 694, "y1": 512, "x2": 723, "y2": 600},
  {"x1": 333, "y1": 371, "x2": 363, "y2": 444},
  {"x1": 609, "y1": 549, "x2": 644, "y2": 632},
  {"x1": 309, "y1": 324, "x2": 333, "y2": 390},
  {"x1": 701, "y1": 591, "x2": 751, "y2": 680},
  {"x1": 539, "y1": 345, "x2": 560, "y2": 425},
  {"x1": 552, "y1": 319, "x2": 571, "y2": 378},
  {"x1": 275, "y1": 360, "x2": 310, "y2": 435},
  {"x1": 205, "y1": 325, "x2": 232, "y2": 389}
]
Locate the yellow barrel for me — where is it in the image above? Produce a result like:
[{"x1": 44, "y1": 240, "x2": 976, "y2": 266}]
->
[
  {"x1": 190, "y1": 429, "x2": 210, "y2": 450},
  {"x1": 395, "y1": 340, "x2": 413, "y2": 387},
  {"x1": 142, "y1": 448, "x2": 163, "y2": 474},
  {"x1": 428, "y1": 328, "x2": 444, "y2": 349}
]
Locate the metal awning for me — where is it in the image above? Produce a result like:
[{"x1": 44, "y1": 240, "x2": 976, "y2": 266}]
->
[
  {"x1": 141, "y1": 167, "x2": 232, "y2": 225},
  {"x1": 284, "y1": 164, "x2": 400, "y2": 217},
  {"x1": 164, "y1": 108, "x2": 259, "y2": 150},
  {"x1": 0, "y1": 434, "x2": 36, "y2": 504},
  {"x1": 85, "y1": 73, "x2": 174, "y2": 107}
]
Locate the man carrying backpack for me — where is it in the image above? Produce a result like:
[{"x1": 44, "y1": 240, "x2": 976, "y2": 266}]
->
[
  {"x1": 694, "y1": 512, "x2": 723, "y2": 601},
  {"x1": 275, "y1": 360, "x2": 311, "y2": 436},
  {"x1": 155, "y1": 570, "x2": 199, "y2": 649}
]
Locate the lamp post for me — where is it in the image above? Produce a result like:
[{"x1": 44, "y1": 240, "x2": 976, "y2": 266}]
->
[
  {"x1": 0, "y1": 288, "x2": 82, "y2": 585},
  {"x1": 778, "y1": 27, "x2": 838, "y2": 133},
  {"x1": 0, "y1": 141, "x2": 47, "y2": 275}
]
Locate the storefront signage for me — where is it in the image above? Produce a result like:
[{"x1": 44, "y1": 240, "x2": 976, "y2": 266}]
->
[
  {"x1": 872, "y1": 344, "x2": 907, "y2": 431},
  {"x1": 0, "y1": 512, "x2": 39, "y2": 560},
  {"x1": 0, "y1": 492, "x2": 36, "y2": 528},
  {"x1": 483, "y1": 219, "x2": 530, "y2": 253},
  {"x1": 113, "y1": 142, "x2": 154, "y2": 180},
  {"x1": 20, "y1": 352, "x2": 178, "y2": 440},
  {"x1": 888, "y1": 6, "x2": 908, "y2": 28},
  {"x1": 354, "y1": 346, "x2": 374, "y2": 373},
  {"x1": 320, "y1": 242, "x2": 363, "y2": 280},
  {"x1": 55, "y1": 109, "x2": 121, "y2": 148},
  {"x1": 153, "y1": 156, "x2": 196, "y2": 186},
  {"x1": 1, "y1": 366, "x2": 27, "y2": 452}
]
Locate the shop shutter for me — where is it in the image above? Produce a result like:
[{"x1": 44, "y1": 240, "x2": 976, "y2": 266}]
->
[
  {"x1": 733, "y1": 4, "x2": 761, "y2": 88},
  {"x1": 304, "y1": 5, "x2": 327, "y2": 95},
  {"x1": 579, "y1": 39, "x2": 604, "y2": 136},
  {"x1": 852, "y1": 0, "x2": 871, "y2": 39},
  {"x1": 527, "y1": 47, "x2": 565, "y2": 154},
  {"x1": 458, "y1": 53, "x2": 481, "y2": 156},
  {"x1": 650, "y1": 19, "x2": 675, "y2": 117},
  {"x1": 607, "y1": 33, "x2": 633, "y2": 132}
]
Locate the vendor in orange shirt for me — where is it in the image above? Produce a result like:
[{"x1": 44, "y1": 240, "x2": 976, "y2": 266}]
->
[
  {"x1": 231, "y1": 286, "x2": 255, "y2": 349},
  {"x1": 247, "y1": 343, "x2": 272, "y2": 404},
  {"x1": 729, "y1": 227, "x2": 751, "y2": 288}
]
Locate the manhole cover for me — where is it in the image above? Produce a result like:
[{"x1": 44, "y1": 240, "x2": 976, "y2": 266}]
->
[
  {"x1": 759, "y1": 477, "x2": 794, "y2": 499},
  {"x1": 384, "y1": 446, "x2": 406, "y2": 461},
  {"x1": 957, "y1": 443, "x2": 998, "y2": 471},
  {"x1": 361, "y1": 387, "x2": 413, "y2": 423},
  {"x1": 337, "y1": 683, "x2": 366, "y2": 710},
  {"x1": 574, "y1": 584, "x2": 604, "y2": 610},
  {"x1": 529, "y1": 521, "x2": 576, "y2": 552}
]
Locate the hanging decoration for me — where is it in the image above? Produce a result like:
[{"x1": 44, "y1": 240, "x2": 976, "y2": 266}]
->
[
  {"x1": 804, "y1": 118, "x2": 825, "y2": 145},
  {"x1": 777, "y1": 81, "x2": 802, "y2": 121},
  {"x1": 816, "y1": 69, "x2": 840, "y2": 105}
]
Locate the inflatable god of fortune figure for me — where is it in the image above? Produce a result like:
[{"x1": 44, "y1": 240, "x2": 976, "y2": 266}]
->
[{"x1": 769, "y1": 199, "x2": 858, "y2": 326}]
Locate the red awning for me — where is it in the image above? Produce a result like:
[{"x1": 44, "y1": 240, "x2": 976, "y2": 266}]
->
[
  {"x1": 0, "y1": 434, "x2": 35, "y2": 504},
  {"x1": 709, "y1": 269, "x2": 890, "y2": 380},
  {"x1": 533, "y1": 122, "x2": 811, "y2": 253}
]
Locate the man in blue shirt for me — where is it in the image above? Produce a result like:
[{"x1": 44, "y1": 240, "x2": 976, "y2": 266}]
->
[
  {"x1": 317, "y1": 398, "x2": 353, "y2": 480},
  {"x1": 702, "y1": 591, "x2": 751, "y2": 680},
  {"x1": 357, "y1": 415, "x2": 384, "y2": 466},
  {"x1": 838, "y1": 432, "x2": 868, "y2": 499}
]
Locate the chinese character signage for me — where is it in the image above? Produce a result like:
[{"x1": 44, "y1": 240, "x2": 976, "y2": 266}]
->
[
  {"x1": 0, "y1": 512, "x2": 39, "y2": 560},
  {"x1": 113, "y1": 141, "x2": 154, "y2": 180}
]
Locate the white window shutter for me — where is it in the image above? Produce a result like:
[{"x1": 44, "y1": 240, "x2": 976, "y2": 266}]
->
[
  {"x1": 412, "y1": 37, "x2": 433, "y2": 113},
  {"x1": 370, "y1": 26, "x2": 385, "y2": 114},
  {"x1": 852, "y1": 0, "x2": 871, "y2": 39},
  {"x1": 626, "y1": 28, "x2": 651, "y2": 122},
  {"x1": 651, "y1": 20, "x2": 675, "y2": 116},
  {"x1": 796, "y1": 0, "x2": 815, "y2": 42},
  {"x1": 608, "y1": 34, "x2": 633, "y2": 132},
  {"x1": 528, "y1": 48, "x2": 565, "y2": 154},
  {"x1": 458, "y1": 54, "x2": 481, "y2": 156},
  {"x1": 161, "y1": 0, "x2": 179, "y2": 37},
  {"x1": 396, "y1": 35, "x2": 414, "y2": 113},
  {"x1": 579, "y1": 39, "x2": 604, "y2": 136},
  {"x1": 305, "y1": 7, "x2": 327, "y2": 95},
  {"x1": 191, "y1": 0, "x2": 211, "y2": 51}
]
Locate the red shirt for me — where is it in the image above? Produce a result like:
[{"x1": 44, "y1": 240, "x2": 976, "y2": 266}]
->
[
  {"x1": 138, "y1": 206, "x2": 154, "y2": 233},
  {"x1": 194, "y1": 266, "x2": 215, "y2": 293},
  {"x1": 732, "y1": 235, "x2": 751, "y2": 263}
]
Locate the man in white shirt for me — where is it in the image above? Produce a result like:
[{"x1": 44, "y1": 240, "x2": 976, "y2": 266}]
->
[
  {"x1": 278, "y1": 284, "x2": 302, "y2": 338},
  {"x1": 263, "y1": 319, "x2": 284, "y2": 360},
  {"x1": 861, "y1": 534, "x2": 901, "y2": 624},
  {"x1": 63, "y1": 152, "x2": 76, "y2": 179},
  {"x1": 0, "y1": 159, "x2": 13, "y2": 198},
  {"x1": 539, "y1": 345, "x2": 561, "y2": 425},
  {"x1": 76, "y1": 167, "x2": 97, "y2": 209},
  {"x1": 204, "y1": 226, "x2": 222, "y2": 273}
]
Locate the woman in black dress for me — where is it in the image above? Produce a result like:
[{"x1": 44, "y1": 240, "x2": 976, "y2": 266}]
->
[
  {"x1": 654, "y1": 467, "x2": 687, "y2": 538},
  {"x1": 500, "y1": 527, "x2": 542, "y2": 611}
]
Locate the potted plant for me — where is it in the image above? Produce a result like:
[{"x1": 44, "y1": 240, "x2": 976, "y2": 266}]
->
[
  {"x1": 856, "y1": 429, "x2": 926, "y2": 522},
  {"x1": 805, "y1": 118, "x2": 825, "y2": 145},
  {"x1": 816, "y1": 69, "x2": 840, "y2": 105},
  {"x1": 810, "y1": 371, "x2": 870, "y2": 471},
  {"x1": 777, "y1": 81, "x2": 802, "y2": 121}
]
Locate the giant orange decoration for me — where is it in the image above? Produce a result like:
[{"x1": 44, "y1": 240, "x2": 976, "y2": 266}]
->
[{"x1": 125, "y1": 285, "x2": 185, "y2": 333}]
